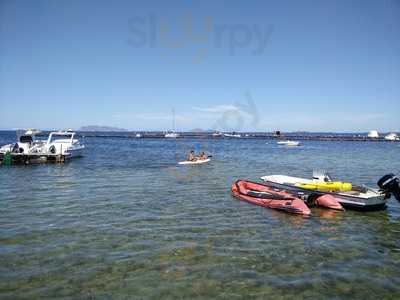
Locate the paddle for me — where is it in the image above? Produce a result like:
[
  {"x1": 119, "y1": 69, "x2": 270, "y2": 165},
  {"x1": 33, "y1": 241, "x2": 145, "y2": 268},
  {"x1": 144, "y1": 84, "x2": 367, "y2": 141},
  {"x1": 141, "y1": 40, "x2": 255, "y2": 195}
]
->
[{"x1": 197, "y1": 155, "x2": 212, "y2": 159}]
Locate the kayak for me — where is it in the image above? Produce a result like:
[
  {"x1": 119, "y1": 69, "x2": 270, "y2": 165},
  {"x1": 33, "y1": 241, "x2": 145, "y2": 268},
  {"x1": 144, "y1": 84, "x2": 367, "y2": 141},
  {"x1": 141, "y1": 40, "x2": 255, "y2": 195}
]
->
[
  {"x1": 265, "y1": 171, "x2": 352, "y2": 192},
  {"x1": 296, "y1": 181, "x2": 352, "y2": 192},
  {"x1": 231, "y1": 180, "x2": 311, "y2": 215},
  {"x1": 260, "y1": 174, "x2": 388, "y2": 210},
  {"x1": 178, "y1": 158, "x2": 210, "y2": 165}
]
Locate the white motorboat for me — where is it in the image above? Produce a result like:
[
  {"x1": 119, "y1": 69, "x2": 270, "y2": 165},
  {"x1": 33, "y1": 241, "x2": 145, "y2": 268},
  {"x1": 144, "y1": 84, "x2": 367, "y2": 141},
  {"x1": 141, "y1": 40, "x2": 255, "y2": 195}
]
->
[
  {"x1": 0, "y1": 130, "x2": 85, "y2": 162},
  {"x1": 368, "y1": 130, "x2": 379, "y2": 138},
  {"x1": 277, "y1": 140, "x2": 300, "y2": 147},
  {"x1": 0, "y1": 129, "x2": 45, "y2": 155},
  {"x1": 260, "y1": 171, "x2": 400, "y2": 210},
  {"x1": 212, "y1": 131, "x2": 223, "y2": 137},
  {"x1": 224, "y1": 133, "x2": 241, "y2": 138},
  {"x1": 384, "y1": 133, "x2": 399, "y2": 141},
  {"x1": 165, "y1": 132, "x2": 179, "y2": 138},
  {"x1": 44, "y1": 131, "x2": 85, "y2": 157}
]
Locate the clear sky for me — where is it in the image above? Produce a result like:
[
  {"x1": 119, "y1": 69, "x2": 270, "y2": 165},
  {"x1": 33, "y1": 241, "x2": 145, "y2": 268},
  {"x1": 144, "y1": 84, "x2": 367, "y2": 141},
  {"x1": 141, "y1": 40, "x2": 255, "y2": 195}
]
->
[{"x1": 0, "y1": 0, "x2": 399, "y2": 132}]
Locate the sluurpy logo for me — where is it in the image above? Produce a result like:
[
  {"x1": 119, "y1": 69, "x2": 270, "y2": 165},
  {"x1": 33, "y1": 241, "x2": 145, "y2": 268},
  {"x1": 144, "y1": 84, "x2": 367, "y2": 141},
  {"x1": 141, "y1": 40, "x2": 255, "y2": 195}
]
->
[
  {"x1": 213, "y1": 91, "x2": 259, "y2": 132},
  {"x1": 168, "y1": 91, "x2": 259, "y2": 181},
  {"x1": 127, "y1": 13, "x2": 273, "y2": 62}
]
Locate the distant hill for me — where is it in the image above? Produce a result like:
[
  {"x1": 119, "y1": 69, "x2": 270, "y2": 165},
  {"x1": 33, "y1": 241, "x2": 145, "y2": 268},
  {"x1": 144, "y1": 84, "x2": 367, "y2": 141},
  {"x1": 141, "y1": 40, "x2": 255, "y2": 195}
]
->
[{"x1": 79, "y1": 125, "x2": 128, "y2": 132}]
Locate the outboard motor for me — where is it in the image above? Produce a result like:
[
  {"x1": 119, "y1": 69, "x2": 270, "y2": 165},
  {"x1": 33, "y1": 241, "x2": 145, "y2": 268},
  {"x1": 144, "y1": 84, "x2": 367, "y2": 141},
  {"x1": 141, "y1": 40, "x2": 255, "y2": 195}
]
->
[{"x1": 377, "y1": 174, "x2": 400, "y2": 202}]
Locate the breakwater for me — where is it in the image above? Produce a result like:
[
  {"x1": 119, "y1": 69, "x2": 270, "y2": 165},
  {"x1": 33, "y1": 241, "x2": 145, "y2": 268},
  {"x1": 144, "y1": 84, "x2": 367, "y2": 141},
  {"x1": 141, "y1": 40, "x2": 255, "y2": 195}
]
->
[{"x1": 74, "y1": 131, "x2": 399, "y2": 142}]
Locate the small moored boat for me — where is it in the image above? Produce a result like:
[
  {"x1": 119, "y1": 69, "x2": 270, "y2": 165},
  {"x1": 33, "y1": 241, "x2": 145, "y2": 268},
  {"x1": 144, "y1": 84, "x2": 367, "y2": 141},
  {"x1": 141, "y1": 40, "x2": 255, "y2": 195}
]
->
[
  {"x1": 212, "y1": 131, "x2": 223, "y2": 138},
  {"x1": 368, "y1": 130, "x2": 379, "y2": 138},
  {"x1": 0, "y1": 130, "x2": 85, "y2": 164},
  {"x1": 44, "y1": 131, "x2": 85, "y2": 157},
  {"x1": 277, "y1": 140, "x2": 300, "y2": 147},
  {"x1": 231, "y1": 180, "x2": 311, "y2": 215},
  {"x1": 0, "y1": 129, "x2": 44, "y2": 155},
  {"x1": 260, "y1": 172, "x2": 400, "y2": 210},
  {"x1": 224, "y1": 132, "x2": 241, "y2": 138},
  {"x1": 165, "y1": 132, "x2": 179, "y2": 138},
  {"x1": 384, "y1": 133, "x2": 399, "y2": 141}
]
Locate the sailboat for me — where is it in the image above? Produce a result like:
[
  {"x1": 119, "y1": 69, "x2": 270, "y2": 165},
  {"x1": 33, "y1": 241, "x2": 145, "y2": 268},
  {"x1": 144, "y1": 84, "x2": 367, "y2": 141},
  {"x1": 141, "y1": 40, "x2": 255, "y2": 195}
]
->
[{"x1": 165, "y1": 109, "x2": 179, "y2": 138}]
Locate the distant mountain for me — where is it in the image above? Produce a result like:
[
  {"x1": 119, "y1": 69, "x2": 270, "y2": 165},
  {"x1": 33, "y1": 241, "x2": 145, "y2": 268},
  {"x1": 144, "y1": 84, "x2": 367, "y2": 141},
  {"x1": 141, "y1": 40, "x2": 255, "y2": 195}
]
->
[{"x1": 79, "y1": 125, "x2": 128, "y2": 132}]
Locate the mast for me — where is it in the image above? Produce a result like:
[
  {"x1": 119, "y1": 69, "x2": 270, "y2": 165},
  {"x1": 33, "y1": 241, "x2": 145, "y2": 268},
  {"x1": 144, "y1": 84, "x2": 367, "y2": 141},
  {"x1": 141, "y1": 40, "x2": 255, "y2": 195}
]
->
[{"x1": 172, "y1": 108, "x2": 176, "y2": 132}]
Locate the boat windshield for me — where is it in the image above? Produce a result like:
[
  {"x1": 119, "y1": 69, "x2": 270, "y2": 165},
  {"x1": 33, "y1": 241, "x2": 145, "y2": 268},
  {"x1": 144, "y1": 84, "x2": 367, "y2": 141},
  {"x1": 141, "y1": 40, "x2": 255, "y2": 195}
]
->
[
  {"x1": 19, "y1": 135, "x2": 33, "y2": 143},
  {"x1": 47, "y1": 133, "x2": 74, "y2": 143}
]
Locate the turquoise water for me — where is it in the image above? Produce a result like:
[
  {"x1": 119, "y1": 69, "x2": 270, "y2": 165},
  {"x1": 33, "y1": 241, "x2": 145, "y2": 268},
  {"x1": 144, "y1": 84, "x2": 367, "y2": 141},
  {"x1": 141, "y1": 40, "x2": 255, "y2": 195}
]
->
[{"x1": 1, "y1": 132, "x2": 400, "y2": 299}]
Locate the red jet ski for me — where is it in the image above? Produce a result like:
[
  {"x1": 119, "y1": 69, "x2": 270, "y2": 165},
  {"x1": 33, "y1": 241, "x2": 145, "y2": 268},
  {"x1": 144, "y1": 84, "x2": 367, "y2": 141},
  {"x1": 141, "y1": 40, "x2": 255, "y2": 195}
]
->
[{"x1": 231, "y1": 180, "x2": 311, "y2": 215}]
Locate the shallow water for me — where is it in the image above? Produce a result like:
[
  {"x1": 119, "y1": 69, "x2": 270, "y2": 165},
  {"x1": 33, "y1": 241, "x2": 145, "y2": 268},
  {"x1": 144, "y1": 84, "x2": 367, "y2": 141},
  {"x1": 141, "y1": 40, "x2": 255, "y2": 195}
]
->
[{"x1": 1, "y1": 132, "x2": 400, "y2": 299}]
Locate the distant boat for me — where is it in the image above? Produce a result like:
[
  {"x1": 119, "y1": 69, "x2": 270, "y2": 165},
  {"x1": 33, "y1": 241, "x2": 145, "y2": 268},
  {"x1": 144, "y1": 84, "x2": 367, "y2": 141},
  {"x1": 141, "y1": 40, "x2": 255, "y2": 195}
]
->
[
  {"x1": 165, "y1": 109, "x2": 179, "y2": 138},
  {"x1": 224, "y1": 132, "x2": 241, "y2": 138},
  {"x1": 165, "y1": 132, "x2": 179, "y2": 138},
  {"x1": 212, "y1": 131, "x2": 222, "y2": 137},
  {"x1": 277, "y1": 140, "x2": 300, "y2": 147},
  {"x1": 0, "y1": 130, "x2": 85, "y2": 157},
  {"x1": 368, "y1": 130, "x2": 379, "y2": 138},
  {"x1": 135, "y1": 133, "x2": 142, "y2": 138},
  {"x1": 0, "y1": 129, "x2": 42, "y2": 155},
  {"x1": 384, "y1": 133, "x2": 399, "y2": 141}
]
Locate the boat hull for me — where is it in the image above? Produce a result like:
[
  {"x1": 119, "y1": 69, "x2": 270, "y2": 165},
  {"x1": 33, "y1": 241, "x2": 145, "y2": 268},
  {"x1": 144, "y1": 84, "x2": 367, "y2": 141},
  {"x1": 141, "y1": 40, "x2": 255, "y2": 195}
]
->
[{"x1": 66, "y1": 146, "x2": 84, "y2": 158}]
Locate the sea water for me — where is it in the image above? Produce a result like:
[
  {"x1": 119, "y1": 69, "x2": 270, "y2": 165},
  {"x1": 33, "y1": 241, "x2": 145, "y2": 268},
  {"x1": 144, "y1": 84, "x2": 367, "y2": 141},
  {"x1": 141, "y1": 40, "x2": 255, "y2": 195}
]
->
[{"x1": 0, "y1": 132, "x2": 399, "y2": 299}]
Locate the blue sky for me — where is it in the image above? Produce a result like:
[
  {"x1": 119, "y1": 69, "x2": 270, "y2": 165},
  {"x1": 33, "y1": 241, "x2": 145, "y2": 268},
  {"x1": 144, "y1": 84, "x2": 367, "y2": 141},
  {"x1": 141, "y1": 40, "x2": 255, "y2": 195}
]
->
[{"x1": 0, "y1": 0, "x2": 399, "y2": 132}]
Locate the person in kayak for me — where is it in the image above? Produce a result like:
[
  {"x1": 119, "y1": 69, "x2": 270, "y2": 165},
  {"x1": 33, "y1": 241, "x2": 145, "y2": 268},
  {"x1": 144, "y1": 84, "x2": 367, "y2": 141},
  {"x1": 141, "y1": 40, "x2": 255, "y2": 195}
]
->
[
  {"x1": 187, "y1": 150, "x2": 197, "y2": 161},
  {"x1": 198, "y1": 151, "x2": 207, "y2": 160}
]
